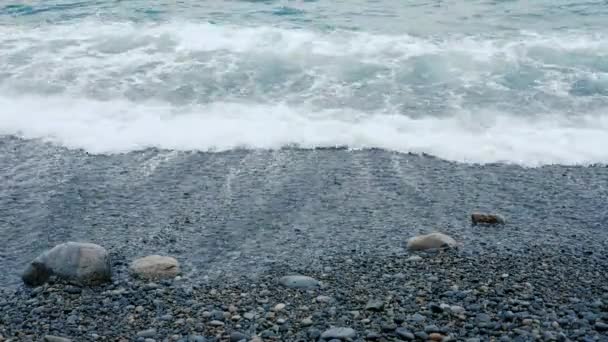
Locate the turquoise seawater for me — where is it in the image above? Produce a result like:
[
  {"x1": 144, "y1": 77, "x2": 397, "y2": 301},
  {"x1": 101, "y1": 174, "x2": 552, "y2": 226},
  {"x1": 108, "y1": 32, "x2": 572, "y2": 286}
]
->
[{"x1": 1, "y1": 0, "x2": 607, "y2": 165}]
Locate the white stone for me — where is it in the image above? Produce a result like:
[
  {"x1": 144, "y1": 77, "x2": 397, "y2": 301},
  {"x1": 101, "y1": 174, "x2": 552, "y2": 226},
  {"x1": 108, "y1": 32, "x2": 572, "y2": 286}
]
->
[
  {"x1": 129, "y1": 255, "x2": 180, "y2": 279},
  {"x1": 406, "y1": 233, "x2": 457, "y2": 251}
]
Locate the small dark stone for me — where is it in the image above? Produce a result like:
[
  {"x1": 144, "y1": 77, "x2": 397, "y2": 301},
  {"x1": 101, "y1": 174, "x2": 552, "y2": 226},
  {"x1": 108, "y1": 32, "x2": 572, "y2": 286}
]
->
[
  {"x1": 365, "y1": 331, "x2": 381, "y2": 340},
  {"x1": 260, "y1": 330, "x2": 275, "y2": 339},
  {"x1": 210, "y1": 310, "x2": 224, "y2": 321},
  {"x1": 414, "y1": 331, "x2": 429, "y2": 340},
  {"x1": 394, "y1": 316, "x2": 405, "y2": 324},
  {"x1": 430, "y1": 303, "x2": 443, "y2": 314},
  {"x1": 471, "y1": 213, "x2": 506, "y2": 225},
  {"x1": 501, "y1": 311, "x2": 516, "y2": 321},
  {"x1": 229, "y1": 332, "x2": 248, "y2": 342},
  {"x1": 595, "y1": 321, "x2": 608, "y2": 331},
  {"x1": 424, "y1": 325, "x2": 440, "y2": 333},
  {"x1": 381, "y1": 323, "x2": 397, "y2": 332},
  {"x1": 64, "y1": 286, "x2": 82, "y2": 294},
  {"x1": 308, "y1": 328, "x2": 321, "y2": 340}
]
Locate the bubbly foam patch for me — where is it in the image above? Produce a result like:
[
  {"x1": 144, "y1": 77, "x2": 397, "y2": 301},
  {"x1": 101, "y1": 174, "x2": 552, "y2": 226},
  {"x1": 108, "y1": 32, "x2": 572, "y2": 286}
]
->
[
  {"x1": 1, "y1": 95, "x2": 607, "y2": 166},
  {"x1": 1, "y1": 21, "x2": 608, "y2": 166}
]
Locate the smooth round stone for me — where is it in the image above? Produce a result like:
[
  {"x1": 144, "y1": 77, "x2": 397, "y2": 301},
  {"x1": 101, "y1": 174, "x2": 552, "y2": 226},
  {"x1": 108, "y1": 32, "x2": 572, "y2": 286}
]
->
[
  {"x1": 279, "y1": 275, "x2": 320, "y2": 289},
  {"x1": 365, "y1": 331, "x2": 381, "y2": 340},
  {"x1": 595, "y1": 321, "x2": 608, "y2": 331},
  {"x1": 301, "y1": 317, "x2": 313, "y2": 326},
  {"x1": 130, "y1": 255, "x2": 180, "y2": 280},
  {"x1": 406, "y1": 233, "x2": 457, "y2": 251},
  {"x1": 409, "y1": 313, "x2": 426, "y2": 323},
  {"x1": 229, "y1": 332, "x2": 248, "y2": 342},
  {"x1": 208, "y1": 320, "x2": 224, "y2": 327},
  {"x1": 315, "y1": 295, "x2": 332, "y2": 303},
  {"x1": 307, "y1": 328, "x2": 321, "y2": 340},
  {"x1": 44, "y1": 336, "x2": 72, "y2": 342},
  {"x1": 395, "y1": 328, "x2": 415, "y2": 340},
  {"x1": 136, "y1": 329, "x2": 157, "y2": 338},
  {"x1": 321, "y1": 327, "x2": 357, "y2": 340},
  {"x1": 415, "y1": 331, "x2": 429, "y2": 340}
]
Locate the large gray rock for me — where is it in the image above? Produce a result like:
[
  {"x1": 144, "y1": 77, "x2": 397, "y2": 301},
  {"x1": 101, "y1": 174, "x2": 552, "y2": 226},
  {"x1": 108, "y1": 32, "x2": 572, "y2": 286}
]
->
[
  {"x1": 406, "y1": 233, "x2": 457, "y2": 251},
  {"x1": 130, "y1": 255, "x2": 180, "y2": 279},
  {"x1": 279, "y1": 275, "x2": 320, "y2": 289},
  {"x1": 22, "y1": 242, "x2": 111, "y2": 287}
]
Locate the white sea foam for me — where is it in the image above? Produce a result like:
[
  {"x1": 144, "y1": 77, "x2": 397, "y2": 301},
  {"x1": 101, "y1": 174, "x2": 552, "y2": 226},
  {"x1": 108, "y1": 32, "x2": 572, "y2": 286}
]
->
[
  {"x1": 1, "y1": 95, "x2": 606, "y2": 166},
  {"x1": 1, "y1": 21, "x2": 607, "y2": 165}
]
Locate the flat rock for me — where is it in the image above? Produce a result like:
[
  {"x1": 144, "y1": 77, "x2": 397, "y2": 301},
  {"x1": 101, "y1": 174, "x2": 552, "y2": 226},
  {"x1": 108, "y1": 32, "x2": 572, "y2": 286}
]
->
[
  {"x1": 321, "y1": 327, "x2": 357, "y2": 340},
  {"x1": 595, "y1": 321, "x2": 608, "y2": 331},
  {"x1": 22, "y1": 242, "x2": 111, "y2": 286},
  {"x1": 315, "y1": 295, "x2": 333, "y2": 303},
  {"x1": 471, "y1": 213, "x2": 506, "y2": 225},
  {"x1": 229, "y1": 332, "x2": 248, "y2": 342},
  {"x1": 395, "y1": 328, "x2": 415, "y2": 340},
  {"x1": 137, "y1": 329, "x2": 157, "y2": 338},
  {"x1": 301, "y1": 317, "x2": 313, "y2": 326},
  {"x1": 406, "y1": 233, "x2": 457, "y2": 251},
  {"x1": 130, "y1": 255, "x2": 180, "y2": 280},
  {"x1": 44, "y1": 336, "x2": 72, "y2": 342},
  {"x1": 365, "y1": 299, "x2": 384, "y2": 311},
  {"x1": 279, "y1": 275, "x2": 319, "y2": 289}
]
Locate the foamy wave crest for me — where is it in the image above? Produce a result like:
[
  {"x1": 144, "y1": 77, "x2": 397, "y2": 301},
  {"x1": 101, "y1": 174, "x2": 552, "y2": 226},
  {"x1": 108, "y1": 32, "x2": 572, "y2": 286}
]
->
[{"x1": 1, "y1": 95, "x2": 607, "y2": 166}]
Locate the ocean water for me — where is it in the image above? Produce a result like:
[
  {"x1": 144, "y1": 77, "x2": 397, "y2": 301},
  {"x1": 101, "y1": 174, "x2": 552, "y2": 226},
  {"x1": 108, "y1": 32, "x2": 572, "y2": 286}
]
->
[
  {"x1": 1, "y1": 1, "x2": 608, "y2": 287},
  {"x1": 1, "y1": 0, "x2": 607, "y2": 165}
]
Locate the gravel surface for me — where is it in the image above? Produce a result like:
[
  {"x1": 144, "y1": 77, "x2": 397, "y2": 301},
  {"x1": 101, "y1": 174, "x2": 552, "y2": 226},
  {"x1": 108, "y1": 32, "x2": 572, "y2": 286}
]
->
[{"x1": 2, "y1": 247, "x2": 607, "y2": 341}]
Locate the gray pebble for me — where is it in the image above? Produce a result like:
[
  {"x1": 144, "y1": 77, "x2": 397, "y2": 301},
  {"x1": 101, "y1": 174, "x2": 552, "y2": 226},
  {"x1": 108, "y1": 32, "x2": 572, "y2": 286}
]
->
[
  {"x1": 44, "y1": 336, "x2": 72, "y2": 342},
  {"x1": 395, "y1": 327, "x2": 415, "y2": 340},
  {"x1": 365, "y1": 298, "x2": 384, "y2": 311},
  {"x1": 414, "y1": 331, "x2": 429, "y2": 340},
  {"x1": 321, "y1": 327, "x2": 357, "y2": 340},
  {"x1": 424, "y1": 325, "x2": 440, "y2": 333},
  {"x1": 208, "y1": 320, "x2": 224, "y2": 327},
  {"x1": 409, "y1": 313, "x2": 426, "y2": 323},
  {"x1": 301, "y1": 317, "x2": 313, "y2": 326},
  {"x1": 307, "y1": 328, "x2": 321, "y2": 340},
  {"x1": 595, "y1": 321, "x2": 608, "y2": 331},
  {"x1": 229, "y1": 332, "x2": 248, "y2": 342},
  {"x1": 365, "y1": 331, "x2": 381, "y2": 340},
  {"x1": 137, "y1": 329, "x2": 157, "y2": 338}
]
